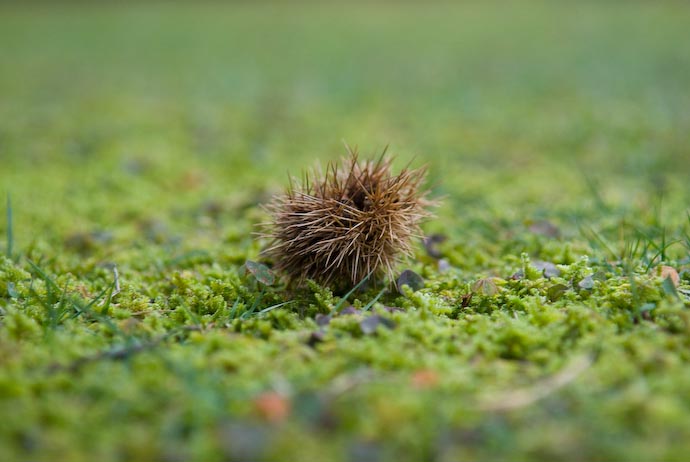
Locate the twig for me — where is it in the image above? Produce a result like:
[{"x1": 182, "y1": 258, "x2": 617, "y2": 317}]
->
[
  {"x1": 478, "y1": 354, "x2": 594, "y2": 412},
  {"x1": 46, "y1": 326, "x2": 201, "y2": 374},
  {"x1": 49, "y1": 338, "x2": 165, "y2": 374},
  {"x1": 112, "y1": 266, "x2": 121, "y2": 298},
  {"x1": 98, "y1": 265, "x2": 121, "y2": 307},
  {"x1": 325, "y1": 368, "x2": 376, "y2": 399}
]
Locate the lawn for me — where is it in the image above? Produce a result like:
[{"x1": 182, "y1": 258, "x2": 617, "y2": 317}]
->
[{"x1": 1, "y1": 2, "x2": 690, "y2": 461}]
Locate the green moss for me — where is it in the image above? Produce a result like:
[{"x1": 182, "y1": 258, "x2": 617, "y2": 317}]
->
[{"x1": 0, "y1": 256, "x2": 30, "y2": 298}]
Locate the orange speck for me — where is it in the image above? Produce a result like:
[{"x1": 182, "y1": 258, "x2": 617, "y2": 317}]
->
[
  {"x1": 253, "y1": 392, "x2": 290, "y2": 423},
  {"x1": 411, "y1": 369, "x2": 439, "y2": 389},
  {"x1": 658, "y1": 265, "x2": 680, "y2": 287}
]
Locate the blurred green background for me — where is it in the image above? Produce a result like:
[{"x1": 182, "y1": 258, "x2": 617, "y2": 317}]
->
[{"x1": 2, "y1": 1, "x2": 689, "y2": 241}]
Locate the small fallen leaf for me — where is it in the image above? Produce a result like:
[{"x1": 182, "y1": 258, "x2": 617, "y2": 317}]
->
[
  {"x1": 397, "y1": 270, "x2": 424, "y2": 293},
  {"x1": 472, "y1": 278, "x2": 498, "y2": 296},
  {"x1": 253, "y1": 392, "x2": 290, "y2": 423},
  {"x1": 657, "y1": 266, "x2": 680, "y2": 287},
  {"x1": 547, "y1": 284, "x2": 569, "y2": 301},
  {"x1": 245, "y1": 260, "x2": 276, "y2": 286}
]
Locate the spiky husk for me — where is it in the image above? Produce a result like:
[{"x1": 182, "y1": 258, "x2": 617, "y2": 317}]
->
[{"x1": 260, "y1": 149, "x2": 433, "y2": 288}]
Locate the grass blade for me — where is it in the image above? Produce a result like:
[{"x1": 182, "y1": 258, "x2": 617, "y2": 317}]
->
[
  {"x1": 240, "y1": 287, "x2": 265, "y2": 320},
  {"x1": 333, "y1": 270, "x2": 375, "y2": 313},
  {"x1": 228, "y1": 297, "x2": 241, "y2": 321},
  {"x1": 256, "y1": 300, "x2": 295, "y2": 316},
  {"x1": 362, "y1": 288, "x2": 386, "y2": 312}
]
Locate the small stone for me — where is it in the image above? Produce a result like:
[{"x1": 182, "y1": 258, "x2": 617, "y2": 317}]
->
[
  {"x1": 307, "y1": 331, "x2": 325, "y2": 347},
  {"x1": 532, "y1": 260, "x2": 561, "y2": 278},
  {"x1": 423, "y1": 234, "x2": 447, "y2": 259},
  {"x1": 510, "y1": 269, "x2": 525, "y2": 280},
  {"x1": 382, "y1": 306, "x2": 405, "y2": 313},
  {"x1": 397, "y1": 270, "x2": 425, "y2": 293},
  {"x1": 339, "y1": 306, "x2": 361, "y2": 316},
  {"x1": 315, "y1": 314, "x2": 332, "y2": 326},
  {"x1": 528, "y1": 220, "x2": 561, "y2": 238},
  {"x1": 360, "y1": 315, "x2": 396, "y2": 335},
  {"x1": 578, "y1": 275, "x2": 595, "y2": 290}
]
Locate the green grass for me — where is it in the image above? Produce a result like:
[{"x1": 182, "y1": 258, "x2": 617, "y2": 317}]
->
[{"x1": 1, "y1": 1, "x2": 690, "y2": 461}]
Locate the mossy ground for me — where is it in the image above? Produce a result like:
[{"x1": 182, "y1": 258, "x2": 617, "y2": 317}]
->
[{"x1": 2, "y1": 2, "x2": 690, "y2": 461}]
